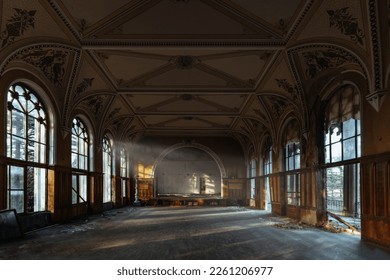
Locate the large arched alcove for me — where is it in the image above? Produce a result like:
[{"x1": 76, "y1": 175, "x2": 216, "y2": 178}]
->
[{"x1": 154, "y1": 147, "x2": 222, "y2": 196}]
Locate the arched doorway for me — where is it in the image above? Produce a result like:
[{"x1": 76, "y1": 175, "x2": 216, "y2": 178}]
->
[{"x1": 153, "y1": 143, "x2": 226, "y2": 197}]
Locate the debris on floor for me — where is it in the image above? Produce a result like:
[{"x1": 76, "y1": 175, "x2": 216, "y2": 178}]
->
[
  {"x1": 321, "y1": 219, "x2": 361, "y2": 235},
  {"x1": 265, "y1": 215, "x2": 309, "y2": 230},
  {"x1": 274, "y1": 221, "x2": 305, "y2": 230}
]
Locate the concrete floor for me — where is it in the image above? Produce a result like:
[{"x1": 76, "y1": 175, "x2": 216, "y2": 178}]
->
[{"x1": 1, "y1": 206, "x2": 390, "y2": 260}]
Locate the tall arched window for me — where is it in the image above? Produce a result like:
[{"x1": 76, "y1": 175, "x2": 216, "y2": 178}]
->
[
  {"x1": 71, "y1": 117, "x2": 89, "y2": 205},
  {"x1": 283, "y1": 119, "x2": 301, "y2": 206},
  {"x1": 324, "y1": 85, "x2": 361, "y2": 217},
  {"x1": 103, "y1": 135, "x2": 113, "y2": 203},
  {"x1": 6, "y1": 83, "x2": 48, "y2": 213}
]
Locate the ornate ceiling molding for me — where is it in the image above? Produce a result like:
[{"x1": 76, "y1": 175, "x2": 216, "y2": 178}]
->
[
  {"x1": 80, "y1": 39, "x2": 286, "y2": 49},
  {"x1": 169, "y1": 56, "x2": 200, "y2": 70},
  {"x1": 46, "y1": 0, "x2": 82, "y2": 41},
  {"x1": 366, "y1": 0, "x2": 387, "y2": 111}
]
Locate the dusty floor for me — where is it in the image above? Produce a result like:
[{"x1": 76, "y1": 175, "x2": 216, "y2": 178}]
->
[{"x1": 1, "y1": 206, "x2": 390, "y2": 260}]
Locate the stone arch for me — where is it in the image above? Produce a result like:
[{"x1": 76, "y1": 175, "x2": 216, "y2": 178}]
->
[{"x1": 152, "y1": 142, "x2": 227, "y2": 178}]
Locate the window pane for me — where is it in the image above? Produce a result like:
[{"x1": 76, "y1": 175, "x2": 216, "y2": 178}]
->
[
  {"x1": 11, "y1": 99, "x2": 24, "y2": 112},
  {"x1": 79, "y1": 175, "x2": 87, "y2": 201},
  {"x1": 343, "y1": 138, "x2": 356, "y2": 160},
  {"x1": 122, "y1": 180, "x2": 126, "y2": 198},
  {"x1": 71, "y1": 153, "x2": 77, "y2": 168},
  {"x1": 8, "y1": 166, "x2": 24, "y2": 190},
  {"x1": 326, "y1": 166, "x2": 344, "y2": 213},
  {"x1": 11, "y1": 136, "x2": 25, "y2": 160},
  {"x1": 325, "y1": 145, "x2": 330, "y2": 164},
  {"x1": 72, "y1": 189, "x2": 78, "y2": 204},
  {"x1": 357, "y1": 135, "x2": 361, "y2": 157},
  {"x1": 343, "y1": 118, "x2": 355, "y2": 139},
  {"x1": 356, "y1": 119, "x2": 361, "y2": 135},
  {"x1": 250, "y1": 178, "x2": 256, "y2": 199},
  {"x1": 11, "y1": 110, "x2": 25, "y2": 136},
  {"x1": 39, "y1": 123, "x2": 46, "y2": 144},
  {"x1": 33, "y1": 167, "x2": 47, "y2": 212},
  {"x1": 6, "y1": 133, "x2": 11, "y2": 158},
  {"x1": 79, "y1": 138, "x2": 85, "y2": 154},
  {"x1": 294, "y1": 154, "x2": 300, "y2": 169},
  {"x1": 79, "y1": 155, "x2": 85, "y2": 170},
  {"x1": 72, "y1": 175, "x2": 77, "y2": 204},
  {"x1": 9, "y1": 191, "x2": 24, "y2": 213},
  {"x1": 331, "y1": 142, "x2": 342, "y2": 162},
  {"x1": 71, "y1": 135, "x2": 78, "y2": 152},
  {"x1": 8, "y1": 166, "x2": 25, "y2": 213},
  {"x1": 289, "y1": 156, "x2": 294, "y2": 171},
  {"x1": 40, "y1": 143, "x2": 46, "y2": 164}
]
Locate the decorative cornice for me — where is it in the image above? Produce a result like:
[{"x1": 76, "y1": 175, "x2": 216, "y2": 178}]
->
[{"x1": 80, "y1": 39, "x2": 286, "y2": 48}]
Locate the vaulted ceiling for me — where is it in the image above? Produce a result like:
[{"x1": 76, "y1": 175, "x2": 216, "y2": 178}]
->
[{"x1": 0, "y1": 0, "x2": 379, "y2": 152}]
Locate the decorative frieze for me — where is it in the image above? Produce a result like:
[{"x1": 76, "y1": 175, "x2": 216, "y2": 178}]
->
[{"x1": 301, "y1": 49, "x2": 355, "y2": 79}]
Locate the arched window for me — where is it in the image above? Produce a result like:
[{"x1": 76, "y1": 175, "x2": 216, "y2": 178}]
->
[
  {"x1": 283, "y1": 119, "x2": 300, "y2": 206},
  {"x1": 103, "y1": 135, "x2": 113, "y2": 203},
  {"x1": 6, "y1": 83, "x2": 48, "y2": 213},
  {"x1": 324, "y1": 85, "x2": 361, "y2": 217},
  {"x1": 71, "y1": 118, "x2": 89, "y2": 205}
]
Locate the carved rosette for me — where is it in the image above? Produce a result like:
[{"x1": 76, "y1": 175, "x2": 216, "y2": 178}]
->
[{"x1": 169, "y1": 56, "x2": 200, "y2": 70}]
